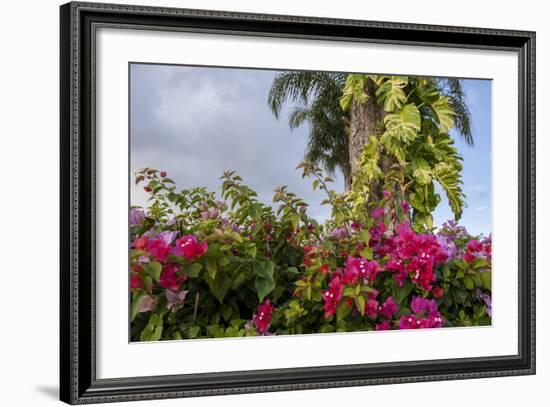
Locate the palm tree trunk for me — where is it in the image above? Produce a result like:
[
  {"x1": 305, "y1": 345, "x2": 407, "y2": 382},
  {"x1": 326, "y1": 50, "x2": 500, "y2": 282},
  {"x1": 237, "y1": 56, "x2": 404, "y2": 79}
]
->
[{"x1": 346, "y1": 82, "x2": 385, "y2": 193}]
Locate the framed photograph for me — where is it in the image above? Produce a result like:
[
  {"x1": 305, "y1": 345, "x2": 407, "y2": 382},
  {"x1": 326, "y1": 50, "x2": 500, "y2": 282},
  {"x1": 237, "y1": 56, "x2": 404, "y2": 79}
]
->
[{"x1": 60, "y1": 1, "x2": 535, "y2": 404}]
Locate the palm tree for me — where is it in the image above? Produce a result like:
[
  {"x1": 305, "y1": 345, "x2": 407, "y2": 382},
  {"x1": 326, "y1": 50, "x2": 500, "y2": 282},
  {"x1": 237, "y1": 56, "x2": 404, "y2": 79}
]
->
[
  {"x1": 268, "y1": 72, "x2": 473, "y2": 192},
  {"x1": 268, "y1": 71, "x2": 352, "y2": 187}
]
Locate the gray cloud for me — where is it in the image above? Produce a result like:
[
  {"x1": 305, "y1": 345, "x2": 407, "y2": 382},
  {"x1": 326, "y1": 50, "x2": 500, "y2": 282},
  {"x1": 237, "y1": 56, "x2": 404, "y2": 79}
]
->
[{"x1": 130, "y1": 64, "x2": 344, "y2": 221}]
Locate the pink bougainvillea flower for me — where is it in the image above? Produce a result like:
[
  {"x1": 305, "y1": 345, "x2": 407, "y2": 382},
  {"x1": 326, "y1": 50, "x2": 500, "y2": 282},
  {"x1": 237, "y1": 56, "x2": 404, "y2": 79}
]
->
[
  {"x1": 172, "y1": 235, "x2": 208, "y2": 260},
  {"x1": 398, "y1": 314, "x2": 444, "y2": 329},
  {"x1": 130, "y1": 207, "x2": 146, "y2": 226},
  {"x1": 322, "y1": 275, "x2": 344, "y2": 318},
  {"x1": 253, "y1": 299, "x2": 275, "y2": 334},
  {"x1": 381, "y1": 222, "x2": 449, "y2": 291},
  {"x1": 399, "y1": 315, "x2": 428, "y2": 329},
  {"x1": 159, "y1": 263, "x2": 187, "y2": 291},
  {"x1": 372, "y1": 207, "x2": 385, "y2": 219},
  {"x1": 330, "y1": 227, "x2": 348, "y2": 239},
  {"x1": 382, "y1": 190, "x2": 392, "y2": 199},
  {"x1": 147, "y1": 238, "x2": 171, "y2": 263},
  {"x1": 463, "y1": 238, "x2": 492, "y2": 264},
  {"x1": 364, "y1": 298, "x2": 379, "y2": 319},
  {"x1": 351, "y1": 222, "x2": 362, "y2": 232},
  {"x1": 401, "y1": 200, "x2": 411, "y2": 212},
  {"x1": 410, "y1": 296, "x2": 438, "y2": 317},
  {"x1": 379, "y1": 296, "x2": 398, "y2": 319},
  {"x1": 318, "y1": 264, "x2": 331, "y2": 274},
  {"x1": 133, "y1": 235, "x2": 148, "y2": 250},
  {"x1": 344, "y1": 256, "x2": 381, "y2": 284},
  {"x1": 165, "y1": 289, "x2": 188, "y2": 311},
  {"x1": 137, "y1": 295, "x2": 158, "y2": 313},
  {"x1": 467, "y1": 239, "x2": 483, "y2": 252},
  {"x1": 158, "y1": 230, "x2": 178, "y2": 245},
  {"x1": 200, "y1": 207, "x2": 219, "y2": 220},
  {"x1": 376, "y1": 320, "x2": 391, "y2": 331},
  {"x1": 431, "y1": 286, "x2": 445, "y2": 298},
  {"x1": 130, "y1": 274, "x2": 143, "y2": 289},
  {"x1": 398, "y1": 296, "x2": 444, "y2": 329}
]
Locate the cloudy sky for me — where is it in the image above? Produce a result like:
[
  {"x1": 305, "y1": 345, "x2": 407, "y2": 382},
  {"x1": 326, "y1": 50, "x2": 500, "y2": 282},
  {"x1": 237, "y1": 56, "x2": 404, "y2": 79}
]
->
[{"x1": 130, "y1": 64, "x2": 492, "y2": 235}]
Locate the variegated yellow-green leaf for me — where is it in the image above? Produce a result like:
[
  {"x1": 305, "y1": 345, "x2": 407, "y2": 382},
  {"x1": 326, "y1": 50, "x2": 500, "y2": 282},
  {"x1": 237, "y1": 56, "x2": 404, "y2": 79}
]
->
[
  {"x1": 382, "y1": 103, "x2": 421, "y2": 143},
  {"x1": 375, "y1": 76, "x2": 408, "y2": 112}
]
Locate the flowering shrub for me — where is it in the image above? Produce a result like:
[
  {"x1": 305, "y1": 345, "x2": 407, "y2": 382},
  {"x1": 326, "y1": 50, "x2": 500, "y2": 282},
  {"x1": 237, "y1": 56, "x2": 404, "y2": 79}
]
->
[{"x1": 130, "y1": 167, "x2": 491, "y2": 341}]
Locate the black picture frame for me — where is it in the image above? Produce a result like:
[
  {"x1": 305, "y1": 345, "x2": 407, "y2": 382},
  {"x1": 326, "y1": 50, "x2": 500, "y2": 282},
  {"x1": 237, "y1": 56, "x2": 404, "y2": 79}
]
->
[{"x1": 60, "y1": 1, "x2": 536, "y2": 404}]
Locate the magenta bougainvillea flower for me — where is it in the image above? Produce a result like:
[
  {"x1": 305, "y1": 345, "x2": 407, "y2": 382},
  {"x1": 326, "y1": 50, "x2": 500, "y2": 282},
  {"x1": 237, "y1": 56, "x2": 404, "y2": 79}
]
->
[
  {"x1": 159, "y1": 263, "x2": 187, "y2": 291},
  {"x1": 398, "y1": 314, "x2": 444, "y2": 329},
  {"x1": 253, "y1": 299, "x2": 275, "y2": 334},
  {"x1": 322, "y1": 275, "x2": 344, "y2": 318},
  {"x1": 398, "y1": 296, "x2": 444, "y2": 329},
  {"x1": 410, "y1": 296, "x2": 438, "y2": 316},
  {"x1": 464, "y1": 238, "x2": 492, "y2": 263},
  {"x1": 375, "y1": 320, "x2": 391, "y2": 331},
  {"x1": 172, "y1": 235, "x2": 208, "y2": 260},
  {"x1": 147, "y1": 238, "x2": 171, "y2": 263},
  {"x1": 382, "y1": 222, "x2": 448, "y2": 291},
  {"x1": 130, "y1": 168, "x2": 492, "y2": 341},
  {"x1": 133, "y1": 235, "x2": 148, "y2": 250},
  {"x1": 130, "y1": 274, "x2": 143, "y2": 289},
  {"x1": 379, "y1": 296, "x2": 398, "y2": 319},
  {"x1": 344, "y1": 256, "x2": 381, "y2": 284},
  {"x1": 372, "y1": 207, "x2": 385, "y2": 219},
  {"x1": 431, "y1": 286, "x2": 445, "y2": 298},
  {"x1": 365, "y1": 298, "x2": 379, "y2": 318}
]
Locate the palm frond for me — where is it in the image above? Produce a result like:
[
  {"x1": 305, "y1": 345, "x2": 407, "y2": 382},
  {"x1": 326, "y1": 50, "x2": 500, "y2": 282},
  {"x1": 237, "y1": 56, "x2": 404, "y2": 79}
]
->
[{"x1": 437, "y1": 78, "x2": 473, "y2": 145}]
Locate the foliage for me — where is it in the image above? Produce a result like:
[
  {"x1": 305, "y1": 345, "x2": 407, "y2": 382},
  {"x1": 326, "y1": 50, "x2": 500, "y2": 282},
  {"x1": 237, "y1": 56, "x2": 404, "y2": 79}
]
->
[
  {"x1": 340, "y1": 75, "x2": 467, "y2": 228},
  {"x1": 268, "y1": 71, "x2": 351, "y2": 183},
  {"x1": 130, "y1": 167, "x2": 491, "y2": 341}
]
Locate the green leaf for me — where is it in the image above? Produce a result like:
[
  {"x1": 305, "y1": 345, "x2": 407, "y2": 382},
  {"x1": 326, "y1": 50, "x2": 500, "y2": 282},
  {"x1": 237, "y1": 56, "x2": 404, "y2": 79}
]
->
[
  {"x1": 286, "y1": 267, "x2": 300, "y2": 275},
  {"x1": 431, "y1": 96, "x2": 454, "y2": 133},
  {"x1": 140, "y1": 312, "x2": 164, "y2": 341},
  {"x1": 410, "y1": 157, "x2": 432, "y2": 185},
  {"x1": 359, "y1": 229, "x2": 371, "y2": 244},
  {"x1": 360, "y1": 247, "x2": 373, "y2": 260},
  {"x1": 206, "y1": 261, "x2": 217, "y2": 280},
  {"x1": 182, "y1": 325, "x2": 201, "y2": 339},
  {"x1": 186, "y1": 263, "x2": 203, "y2": 278},
  {"x1": 433, "y1": 162, "x2": 465, "y2": 220},
  {"x1": 464, "y1": 275, "x2": 474, "y2": 290},
  {"x1": 339, "y1": 74, "x2": 368, "y2": 111},
  {"x1": 231, "y1": 270, "x2": 247, "y2": 290},
  {"x1": 290, "y1": 213, "x2": 301, "y2": 229},
  {"x1": 355, "y1": 296, "x2": 366, "y2": 316},
  {"x1": 142, "y1": 261, "x2": 162, "y2": 282},
  {"x1": 131, "y1": 292, "x2": 144, "y2": 322},
  {"x1": 336, "y1": 302, "x2": 352, "y2": 321},
  {"x1": 394, "y1": 281, "x2": 414, "y2": 304},
  {"x1": 254, "y1": 260, "x2": 276, "y2": 302},
  {"x1": 479, "y1": 272, "x2": 492, "y2": 290},
  {"x1": 204, "y1": 269, "x2": 231, "y2": 303},
  {"x1": 375, "y1": 76, "x2": 408, "y2": 112},
  {"x1": 248, "y1": 245, "x2": 258, "y2": 258},
  {"x1": 343, "y1": 287, "x2": 356, "y2": 297},
  {"x1": 382, "y1": 103, "x2": 421, "y2": 143}
]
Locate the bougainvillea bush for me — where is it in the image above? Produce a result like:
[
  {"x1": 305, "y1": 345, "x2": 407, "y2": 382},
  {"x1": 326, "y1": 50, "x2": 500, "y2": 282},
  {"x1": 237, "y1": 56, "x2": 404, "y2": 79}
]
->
[{"x1": 130, "y1": 166, "x2": 491, "y2": 341}]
